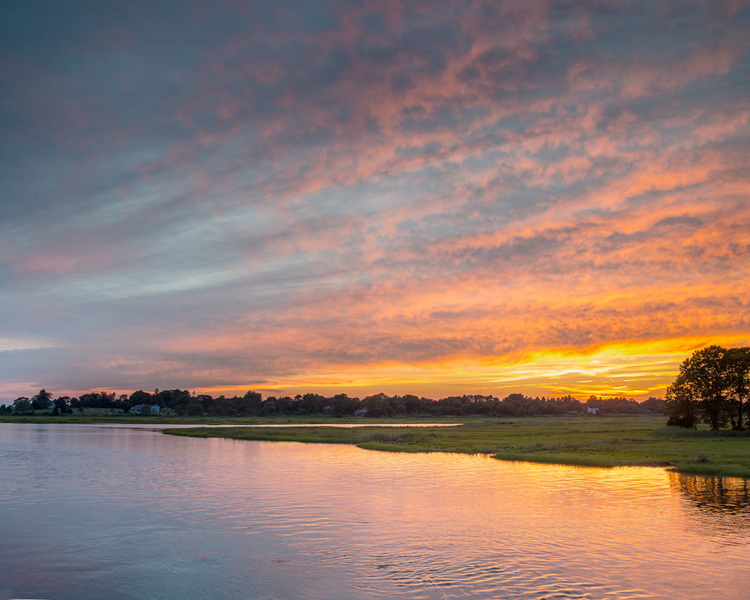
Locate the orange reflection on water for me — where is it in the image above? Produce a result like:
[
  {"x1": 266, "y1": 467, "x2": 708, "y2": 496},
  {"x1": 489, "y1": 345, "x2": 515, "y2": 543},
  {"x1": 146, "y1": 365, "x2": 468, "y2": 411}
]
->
[
  {"x1": 199, "y1": 436, "x2": 747, "y2": 599},
  {"x1": 5, "y1": 424, "x2": 750, "y2": 599}
]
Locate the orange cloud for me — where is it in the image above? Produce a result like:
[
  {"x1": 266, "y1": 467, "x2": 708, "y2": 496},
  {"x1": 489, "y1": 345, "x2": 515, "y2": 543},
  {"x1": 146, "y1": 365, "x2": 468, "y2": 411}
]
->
[{"x1": 2, "y1": 1, "x2": 748, "y2": 402}]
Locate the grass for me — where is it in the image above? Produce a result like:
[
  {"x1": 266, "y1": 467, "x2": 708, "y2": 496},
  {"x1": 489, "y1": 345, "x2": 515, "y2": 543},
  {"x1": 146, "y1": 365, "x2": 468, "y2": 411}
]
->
[{"x1": 161, "y1": 414, "x2": 750, "y2": 479}]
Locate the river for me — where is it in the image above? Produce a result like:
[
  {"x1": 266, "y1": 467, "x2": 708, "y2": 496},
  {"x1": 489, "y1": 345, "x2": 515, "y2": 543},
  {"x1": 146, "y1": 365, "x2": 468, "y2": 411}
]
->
[{"x1": 1, "y1": 423, "x2": 749, "y2": 599}]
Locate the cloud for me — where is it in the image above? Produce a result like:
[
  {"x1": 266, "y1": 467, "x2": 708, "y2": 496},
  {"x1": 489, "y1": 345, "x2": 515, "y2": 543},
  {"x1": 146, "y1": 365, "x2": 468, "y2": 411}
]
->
[{"x1": 1, "y1": 0, "x2": 749, "y2": 400}]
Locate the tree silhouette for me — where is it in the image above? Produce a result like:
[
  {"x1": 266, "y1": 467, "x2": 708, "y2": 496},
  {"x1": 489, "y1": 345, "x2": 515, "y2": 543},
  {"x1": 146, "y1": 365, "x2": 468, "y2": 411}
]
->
[{"x1": 665, "y1": 345, "x2": 750, "y2": 430}]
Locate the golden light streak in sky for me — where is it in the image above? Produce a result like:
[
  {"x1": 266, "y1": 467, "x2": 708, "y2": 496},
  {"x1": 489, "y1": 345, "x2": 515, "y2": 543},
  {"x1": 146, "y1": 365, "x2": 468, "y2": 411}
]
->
[{"x1": 191, "y1": 336, "x2": 750, "y2": 401}]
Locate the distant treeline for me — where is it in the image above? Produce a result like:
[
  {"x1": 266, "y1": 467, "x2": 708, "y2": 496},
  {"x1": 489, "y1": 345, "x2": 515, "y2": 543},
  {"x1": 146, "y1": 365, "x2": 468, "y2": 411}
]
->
[{"x1": 3, "y1": 388, "x2": 665, "y2": 418}]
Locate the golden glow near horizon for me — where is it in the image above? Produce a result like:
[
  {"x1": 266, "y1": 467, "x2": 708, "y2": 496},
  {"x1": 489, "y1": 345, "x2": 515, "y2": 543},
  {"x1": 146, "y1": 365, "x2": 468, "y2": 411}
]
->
[{"x1": 188, "y1": 336, "x2": 748, "y2": 401}]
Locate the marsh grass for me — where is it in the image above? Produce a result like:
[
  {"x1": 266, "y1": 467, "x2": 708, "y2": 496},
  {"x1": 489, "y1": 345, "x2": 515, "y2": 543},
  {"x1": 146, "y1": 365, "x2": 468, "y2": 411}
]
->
[
  {"x1": 162, "y1": 414, "x2": 750, "y2": 478},
  {"x1": 654, "y1": 426, "x2": 750, "y2": 438}
]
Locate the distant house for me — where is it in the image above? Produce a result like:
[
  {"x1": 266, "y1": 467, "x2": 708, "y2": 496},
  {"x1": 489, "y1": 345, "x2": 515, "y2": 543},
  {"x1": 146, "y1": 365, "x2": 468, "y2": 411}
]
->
[
  {"x1": 587, "y1": 407, "x2": 599, "y2": 415},
  {"x1": 354, "y1": 408, "x2": 369, "y2": 417},
  {"x1": 131, "y1": 404, "x2": 161, "y2": 414}
]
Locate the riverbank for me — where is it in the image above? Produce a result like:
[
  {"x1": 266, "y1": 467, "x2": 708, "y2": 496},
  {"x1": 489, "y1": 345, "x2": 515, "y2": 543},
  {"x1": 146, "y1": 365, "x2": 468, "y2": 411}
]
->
[
  {"x1": 4, "y1": 413, "x2": 749, "y2": 478},
  {"x1": 162, "y1": 415, "x2": 750, "y2": 479}
]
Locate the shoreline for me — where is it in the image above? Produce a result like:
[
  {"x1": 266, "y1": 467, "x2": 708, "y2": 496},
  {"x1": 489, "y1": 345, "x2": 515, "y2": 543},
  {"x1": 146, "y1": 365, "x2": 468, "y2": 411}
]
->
[
  {"x1": 4, "y1": 414, "x2": 749, "y2": 479},
  {"x1": 158, "y1": 415, "x2": 750, "y2": 480}
]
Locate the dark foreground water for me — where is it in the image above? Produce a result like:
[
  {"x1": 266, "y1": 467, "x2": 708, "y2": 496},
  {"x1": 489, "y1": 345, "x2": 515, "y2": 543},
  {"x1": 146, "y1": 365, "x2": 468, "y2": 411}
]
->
[{"x1": 1, "y1": 424, "x2": 749, "y2": 600}]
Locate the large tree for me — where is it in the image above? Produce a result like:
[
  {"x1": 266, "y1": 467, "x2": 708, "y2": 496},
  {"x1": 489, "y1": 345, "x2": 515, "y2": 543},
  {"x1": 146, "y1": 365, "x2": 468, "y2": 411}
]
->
[
  {"x1": 12, "y1": 397, "x2": 33, "y2": 415},
  {"x1": 665, "y1": 372, "x2": 698, "y2": 428},
  {"x1": 31, "y1": 389, "x2": 53, "y2": 410},
  {"x1": 665, "y1": 345, "x2": 749, "y2": 430},
  {"x1": 725, "y1": 346, "x2": 750, "y2": 430}
]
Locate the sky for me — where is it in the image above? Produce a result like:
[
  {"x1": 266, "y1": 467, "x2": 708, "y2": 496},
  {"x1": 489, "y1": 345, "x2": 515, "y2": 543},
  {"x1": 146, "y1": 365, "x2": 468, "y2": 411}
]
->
[{"x1": 1, "y1": 0, "x2": 749, "y2": 403}]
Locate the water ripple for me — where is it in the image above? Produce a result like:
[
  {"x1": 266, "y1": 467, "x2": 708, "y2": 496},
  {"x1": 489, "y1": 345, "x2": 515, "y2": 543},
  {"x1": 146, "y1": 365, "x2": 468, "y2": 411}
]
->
[{"x1": 2, "y1": 424, "x2": 750, "y2": 599}]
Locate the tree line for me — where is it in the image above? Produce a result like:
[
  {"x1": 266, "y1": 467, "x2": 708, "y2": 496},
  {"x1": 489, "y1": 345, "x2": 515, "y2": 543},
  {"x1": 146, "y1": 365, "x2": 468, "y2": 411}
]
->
[
  {"x1": 665, "y1": 345, "x2": 750, "y2": 430},
  {"x1": 6, "y1": 345, "x2": 746, "y2": 424},
  {"x1": 2, "y1": 388, "x2": 665, "y2": 418}
]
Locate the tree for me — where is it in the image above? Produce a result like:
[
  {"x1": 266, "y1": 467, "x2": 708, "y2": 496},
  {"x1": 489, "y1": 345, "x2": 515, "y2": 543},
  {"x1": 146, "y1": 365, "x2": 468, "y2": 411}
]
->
[
  {"x1": 31, "y1": 389, "x2": 53, "y2": 410},
  {"x1": 300, "y1": 393, "x2": 327, "y2": 414},
  {"x1": 261, "y1": 399, "x2": 277, "y2": 415},
  {"x1": 129, "y1": 390, "x2": 153, "y2": 409},
  {"x1": 328, "y1": 394, "x2": 360, "y2": 417},
  {"x1": 640, "y1": 397, "x2": 666, "y2": 414},
  {"x1": 361, "y1": 393, "x2": 396, "y2": 417},
  {"x1": 79, "y1": 392, "x2": 116, "y2": 408},
  {"x1": 186, "y1": 402, "x2": 204, "y2": 416},
  {"x1": 236, "y1": 391, "x2": 262, "y2": 416},
  {"x1": 665, "y1": 345, "x2": 734, "y2": 430},
  {"x1": 154, "y1": 389, "x2": 190, "y2": 411},
  {"x1": 665, "y1": 373, "x2": 698, "y2": 428},
  {"x1": 12, "y1": 397, "x2": 33, "y2": 415},
  {"x1": 725, "y1": 347, "x2": 750, "y2": 430}
]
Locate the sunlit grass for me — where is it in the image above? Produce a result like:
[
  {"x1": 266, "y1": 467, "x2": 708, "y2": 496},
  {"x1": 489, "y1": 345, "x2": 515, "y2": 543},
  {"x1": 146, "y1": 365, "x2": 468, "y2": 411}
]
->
[{"x1": 163, "y1": 415, "x2": 750, "y2": 479}]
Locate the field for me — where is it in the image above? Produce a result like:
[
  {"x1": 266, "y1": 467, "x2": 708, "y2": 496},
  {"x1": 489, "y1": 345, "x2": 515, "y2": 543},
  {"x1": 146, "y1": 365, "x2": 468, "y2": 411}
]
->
[{"x1": 161, "y1": 414, "x2": 750, "y2": 479}]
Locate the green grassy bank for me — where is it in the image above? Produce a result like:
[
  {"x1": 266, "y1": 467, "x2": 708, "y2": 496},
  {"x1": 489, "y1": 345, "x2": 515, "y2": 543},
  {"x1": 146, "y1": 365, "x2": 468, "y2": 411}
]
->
[{"x1": 162, "y1": 415, "x2": 750, "y2": 479}]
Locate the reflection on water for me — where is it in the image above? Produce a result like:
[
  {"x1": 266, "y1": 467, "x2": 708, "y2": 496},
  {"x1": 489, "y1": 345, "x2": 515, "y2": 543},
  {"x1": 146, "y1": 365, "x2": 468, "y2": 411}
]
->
[
  {"x1": 668, "y1": 472, "x2": 750, "y2": 545},
  {"x1": 1, "y1": 424, "x2": 750, "y2": 600},
  {"x1": 669, "y1": 472, "x2": 750, "y2": 513}
]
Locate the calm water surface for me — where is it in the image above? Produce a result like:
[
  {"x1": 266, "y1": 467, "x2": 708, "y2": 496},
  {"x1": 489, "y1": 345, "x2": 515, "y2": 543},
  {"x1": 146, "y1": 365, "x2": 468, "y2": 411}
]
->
[{"x1": 1, "y1": 423, "x2": 749, "y2": 600}]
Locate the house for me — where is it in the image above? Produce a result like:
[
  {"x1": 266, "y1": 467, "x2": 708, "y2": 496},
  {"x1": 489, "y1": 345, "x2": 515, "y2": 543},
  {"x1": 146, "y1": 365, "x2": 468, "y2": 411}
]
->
[
  {"x1": 587, "y1": 407, "x2": 599, "y2": 415},
  {"x1": 131, "y1": 403, "x2": 161, "y2": 414}
]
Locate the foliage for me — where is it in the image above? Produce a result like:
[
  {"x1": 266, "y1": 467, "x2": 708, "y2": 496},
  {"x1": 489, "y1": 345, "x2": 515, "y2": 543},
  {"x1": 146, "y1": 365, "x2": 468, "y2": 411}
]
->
[
  {"x1": 31, "y1": 389, "x2": 53, "y2": 410},
  {"x1": 665, "y1": 345, "x2": 750, "y2": 431},
  {"x1": 725, "y1": 347, "x2": 750, "y2": 430},
  {"x1": 3, "y1": 386, "x2": 666, "y2": 419},
  {"x1": 665, "y1": 380, "x2": 698, "y2": 428},
  {"x1": 12, "y1": 397, "x2": 33, "y2": 415}
]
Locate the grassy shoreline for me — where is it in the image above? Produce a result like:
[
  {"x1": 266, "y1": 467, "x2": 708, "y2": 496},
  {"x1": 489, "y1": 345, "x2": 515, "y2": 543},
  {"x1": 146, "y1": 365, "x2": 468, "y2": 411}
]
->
[
  {"x1": 160, "y1": 414, "x2": 750, "y2": 479},
  {"x1": 5, "y1": 414, "x2": 750, "y2": 478}
]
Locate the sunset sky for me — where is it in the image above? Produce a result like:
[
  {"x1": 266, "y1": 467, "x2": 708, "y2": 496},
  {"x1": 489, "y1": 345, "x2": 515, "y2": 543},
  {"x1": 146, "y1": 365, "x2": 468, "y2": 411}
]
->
[{"x1": 1, "y1": 0, "x2": 749, "y2": 402}]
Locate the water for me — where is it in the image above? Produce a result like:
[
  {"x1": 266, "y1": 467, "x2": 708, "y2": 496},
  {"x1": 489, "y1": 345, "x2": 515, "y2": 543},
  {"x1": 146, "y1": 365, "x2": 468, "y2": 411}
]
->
[{"x1": 1, "y1": 424, "x2": 749, "y2": 600}]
